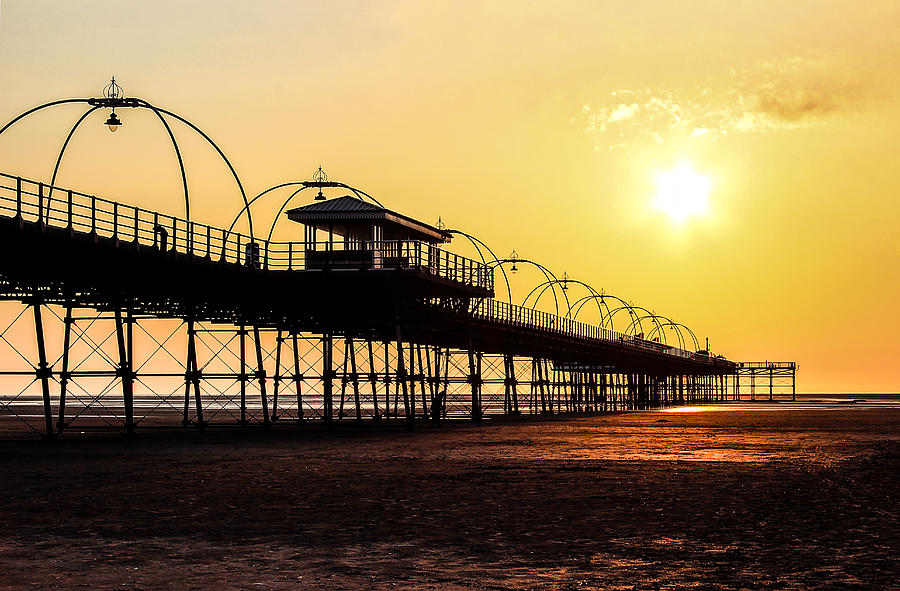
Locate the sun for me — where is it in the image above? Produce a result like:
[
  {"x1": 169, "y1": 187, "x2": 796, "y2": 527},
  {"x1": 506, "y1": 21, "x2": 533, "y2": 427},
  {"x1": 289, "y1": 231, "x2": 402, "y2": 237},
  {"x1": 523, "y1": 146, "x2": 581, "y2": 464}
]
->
[{"x1": 652, "y1": 163, "x2": 712, "y2": 223}]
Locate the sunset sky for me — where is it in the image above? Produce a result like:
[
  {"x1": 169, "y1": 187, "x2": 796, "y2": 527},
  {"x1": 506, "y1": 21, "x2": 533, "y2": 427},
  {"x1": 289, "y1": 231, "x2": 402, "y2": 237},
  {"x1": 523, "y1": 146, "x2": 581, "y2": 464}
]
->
[{"x1": 0, "y1": 1, "x2": 898, "y2": 392}]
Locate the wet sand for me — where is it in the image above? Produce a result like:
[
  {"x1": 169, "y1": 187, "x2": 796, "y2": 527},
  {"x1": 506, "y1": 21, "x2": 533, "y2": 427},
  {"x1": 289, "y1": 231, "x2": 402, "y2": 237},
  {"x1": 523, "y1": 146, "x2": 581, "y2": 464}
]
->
[{"x1": 0, "y1": 404, "x2": 898, "y2": 590}]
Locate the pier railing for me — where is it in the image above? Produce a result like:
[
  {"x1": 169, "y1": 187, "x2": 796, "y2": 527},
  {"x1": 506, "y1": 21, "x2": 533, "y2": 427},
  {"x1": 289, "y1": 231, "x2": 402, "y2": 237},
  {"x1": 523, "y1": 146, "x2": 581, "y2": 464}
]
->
[
  {"x1": 0, "y1": 172, "x2": 722, "y2": 365},
  {"x1": 0, "y1": 173, "x2": 492, "y2": 292},
  {"x1": 446, "y1": 298, "x2": 709, "y2": 362}
]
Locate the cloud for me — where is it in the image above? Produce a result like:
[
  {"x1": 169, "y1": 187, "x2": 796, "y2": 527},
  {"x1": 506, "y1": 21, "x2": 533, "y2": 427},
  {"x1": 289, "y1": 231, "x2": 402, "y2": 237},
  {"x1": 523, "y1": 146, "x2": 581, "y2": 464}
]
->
[
  {"x1": 579, "y1": 56, "x2": 869, "y2": 149},
  {"x1": 756, "y1": 88, "x2": 843, "y2": 122},
  {"x1": 608, "y1": 102, "x2": 640, "y2": 123}
]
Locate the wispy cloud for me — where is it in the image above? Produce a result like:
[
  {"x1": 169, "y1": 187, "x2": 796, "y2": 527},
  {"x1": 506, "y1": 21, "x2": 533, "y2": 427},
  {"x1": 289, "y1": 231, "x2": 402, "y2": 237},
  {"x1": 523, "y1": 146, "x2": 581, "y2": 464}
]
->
[{"x1": 579, "y1": 56, "x2": 870, "y2": 150}]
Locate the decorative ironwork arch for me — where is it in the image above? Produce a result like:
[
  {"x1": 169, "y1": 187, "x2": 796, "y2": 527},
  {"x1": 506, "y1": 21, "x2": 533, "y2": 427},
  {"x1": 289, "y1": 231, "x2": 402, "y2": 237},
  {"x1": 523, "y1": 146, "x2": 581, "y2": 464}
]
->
[
  {"x1": 486, "y1": 257, "x2": 563, "y2": 315},
  {"x1": 523, "y1": 277, "x2": 603, "y2": 319},
  {"x1": 444, "y1": 229, "x2": 512, "y2": 305},
  {"x1": 225, "y1": 173, "x2": 385, "y2": 242},
  {"x1": 0, "y1": 78, "x2": 254, "y2": 238},
  {"x1": 607, "y1": 305, "x2": 664, "y2": 339},
  {"x1": 647, "y1": 321, "x2": 700, "y2": 351},
  {"x1": 569, "y1": 292, "x2": 631, "y2": 327}
]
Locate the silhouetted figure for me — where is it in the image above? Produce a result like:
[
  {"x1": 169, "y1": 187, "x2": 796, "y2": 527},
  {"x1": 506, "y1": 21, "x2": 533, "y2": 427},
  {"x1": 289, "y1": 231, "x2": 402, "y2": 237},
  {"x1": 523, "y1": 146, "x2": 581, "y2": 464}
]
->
[
  {"x1": 154, "y1": 224, "x2": 168, "y2": 252},
  {"x1": 245, "y1": 241, "x2": 260, "y2": 268}
]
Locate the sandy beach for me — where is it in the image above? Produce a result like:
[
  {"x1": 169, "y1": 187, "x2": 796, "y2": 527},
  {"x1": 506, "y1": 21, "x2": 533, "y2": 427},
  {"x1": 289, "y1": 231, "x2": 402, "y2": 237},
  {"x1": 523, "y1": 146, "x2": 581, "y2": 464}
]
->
[{"x1": 0, "y1": 402, "x2": 898, "y2": 590}]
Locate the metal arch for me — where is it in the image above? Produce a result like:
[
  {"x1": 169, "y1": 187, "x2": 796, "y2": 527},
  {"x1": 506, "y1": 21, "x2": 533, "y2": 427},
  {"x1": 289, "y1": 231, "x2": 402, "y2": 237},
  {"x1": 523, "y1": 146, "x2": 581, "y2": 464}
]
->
[
  {"x1": 487, "y1": 258, "x2": 562, "y2": 315},
  {"x1": 0, "y1": 98, "x2": 89, "y2": 137},
  {"x1": 226, "y1": 179, "x2": 385, "y2": 240},
  {"x1": 613, "y1": 305, "x2": 657, "y2": 336},
  {"x1": 264, "y1": 183, "x2": 384, "y2": 243},
  {"x1": 644, "y1": 321, "x2": 683, "y2": 349},
  {"x1": 266, "y1": 185, "x2": 313, "y2": 243},
  {"x1": 334, "y1": 182, "x2": 384, "y2": 207},
  {"x1": 676, "y1": 322, "x2": 700, "y2": 351},
  {"x1": 618, "y1": 306, "x2": 667, "y2": 339},
  {"x1": 523, "y1": 277, "x2": 602, "y2": 319},
  {"x1": 445, "y1": 229, "x2": 512, "y2": 305},
  {"x1": 227, "y1": 181, "x2": 306, "y2": 235},
  {"x1": 576, "y1": 293, "x2": 639, "y2": 330},
  {"x1": 130, "y1": 101, "x2": 190, "y2": 223},
  {"x1": 0, "y1": 95, "x2": 248, "y2": 235},
  {"x1": 643, "y1": 317, "x2": 692, "y2": 350},
  {"x1": 45, "y1": 103, "x2": 192, "y2": 223},
  {"x1": 605, "y1": 304, "x2": 650, "y2": 334},
  {"x1": 523, "y1": 279, "x2": 597, "y2": 318},
  {"x1": 625, "y1": 313, "x2": 676, "y2": 346},
  {"x1": 45, "y1": 106, "x2": 101, "y2": 201},
  {"x1": 143, "y1": 102, "x2": 254, "y2": 240},
  {"x1": 568, "y1": 293, "x2": 614, "y2": 326},
  {"x1": 648, "y1": 321, "x2": 700, "y2": 351}
]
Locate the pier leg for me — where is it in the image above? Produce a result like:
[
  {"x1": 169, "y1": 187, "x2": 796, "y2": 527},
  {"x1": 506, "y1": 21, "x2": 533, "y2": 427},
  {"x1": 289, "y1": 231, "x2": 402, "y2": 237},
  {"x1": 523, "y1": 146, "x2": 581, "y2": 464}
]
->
[
  {"x1": 425, "y1": 345, "x2": 438, "y2": 424},
  {"x1": 182, "y1": 324, "x2": 191, "y2": 425},
  {"x1": 350, "y1": 338, "x2": 361, "y2": 421},
  {"x1": 253, "y1": 326, "x2": 270, "y2": 429},
  {"x1": 185, "y1": 318, "x2": 204, "y2": 429},
  {"x1": 57, "y1": 303, "x2": 73, "y2": 435},
  {"x1": 407, "y1": 344, "x2": 418, "y2": 420},
  {"x1": 271, "y1": 330, "x2": 283, "y2": 422},
  {"x1": 394, "y1": 326, "x2": 413, "y2": 428},
  {"x1": 239, "y1": 323, "x2": 247, "y2": 424},
  {"x1": 531, "y1": 359, "x2": 547, "y2": 415},
  {"x1": 338, "y1": 338, "x2": 350, "y2": 419},
  {"x1": 792, "y1": 366, "x2": 796, "y2": 401},
  {"x1": 467, "y1": 346, "x2": 481, "y2": 424},
  {"x1": 416, "y1": 345, "x2": 428, "y2": 421},
  {"x1": 114, "y1": 307, "x2": 134, "y2": 438},
  {"x1": 509, "y1": 355, "x2": 519, "y2": 415},
  {"x1": 293, "y1": 333, "x2": 304, "y2": 421},
  {"x1": 367, "y1": 339, "x2": 379, "y2": 420},
  {"x1": 382, "y1": 340, "x2": 392, "y2": 418},
  {"x1": 322, "y1": 333, "x2": 334, "y2": 426},
  {"x1": 32, "y1": 301, "x2": 54, "y2": 439}
]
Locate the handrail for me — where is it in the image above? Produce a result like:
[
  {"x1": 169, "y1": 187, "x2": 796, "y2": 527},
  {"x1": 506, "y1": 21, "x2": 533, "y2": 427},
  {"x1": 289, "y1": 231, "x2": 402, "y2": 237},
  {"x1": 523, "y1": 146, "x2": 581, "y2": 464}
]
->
[
  {"x1": 737, "y1": 361, "x2": 796, "y2": 369},
  {"x1": 456, "y1": 298, "x2": 720, "y2": 363},
  {"x1": 0, "y1": 172, "x2": 493, "y2": 292}
]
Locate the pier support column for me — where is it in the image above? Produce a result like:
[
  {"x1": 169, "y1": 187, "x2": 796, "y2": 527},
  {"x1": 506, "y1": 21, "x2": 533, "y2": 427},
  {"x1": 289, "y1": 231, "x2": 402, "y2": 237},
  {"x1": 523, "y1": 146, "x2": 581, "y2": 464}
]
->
[
  {"x1": 322, "y1": 333, "x2": 334, "y2": 426},
  {"x1": 394, "y1": 326, "x2": 413, "y2": 428},
  {"x1": 253, "y1": 326, "x2": 270, "y2": 429},
  {"x1": 32, "y1": 300, "x2": 54, "y2": 439},
  {"x1": 239, "y1": 323, "x2": 248, "y2": 424},
  {"x1": 367, "y1": 339, "x2": 379, "y2": 421},
  {"x1": 292, "y1": 333, "x2": 304, "y2": 421},
  {"x1": 792, "y1": 366, "x2": 796, "y2": 401},
  {"x1": 467, "y1": 347, "x2": 482, "y2": 425},
  {"x1": 57, "y1": 302, "x2": 73, "y2": 436},
  {"x1": 114, "y1": 307, "x2": 135, "y2": 438},
  {"x1": 185, "y1": 318, "x2": 204, "y2": 429},
  {"x1": 271, "y1": 330, "x2": 283, "y2": 422}
]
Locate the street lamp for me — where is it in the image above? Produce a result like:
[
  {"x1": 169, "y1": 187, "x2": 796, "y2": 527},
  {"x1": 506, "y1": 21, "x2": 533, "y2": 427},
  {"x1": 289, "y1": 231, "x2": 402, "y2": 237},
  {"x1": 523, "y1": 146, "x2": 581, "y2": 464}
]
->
[
  {"x1": 104, "y1": 111, "x2": 122, "y2": 132},
  {"x1": 509, "y1": 250, "x2": 519, "y2": 273},
  {"x1": 103, "y1": 76, "x2": 124, "y2": 133}
]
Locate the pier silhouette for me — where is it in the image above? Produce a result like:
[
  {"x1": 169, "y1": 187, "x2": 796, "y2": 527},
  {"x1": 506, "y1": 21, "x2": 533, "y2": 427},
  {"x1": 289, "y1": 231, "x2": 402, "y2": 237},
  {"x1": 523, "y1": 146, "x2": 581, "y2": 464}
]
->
[{"x1": 0, "y1": 81, "x2": 791, "y2": 439}]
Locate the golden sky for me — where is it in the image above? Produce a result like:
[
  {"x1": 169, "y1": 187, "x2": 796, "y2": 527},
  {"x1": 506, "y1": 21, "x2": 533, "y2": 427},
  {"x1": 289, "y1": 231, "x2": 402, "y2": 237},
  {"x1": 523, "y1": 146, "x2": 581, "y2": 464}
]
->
[{"x1": 0, "y1": 0, "x2": 898, "y2": 392}]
